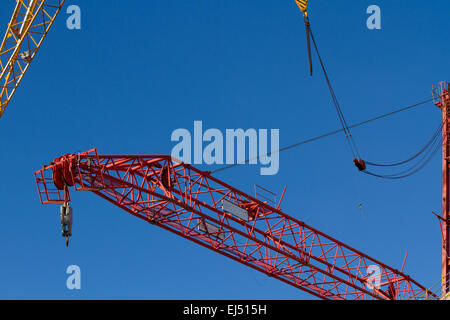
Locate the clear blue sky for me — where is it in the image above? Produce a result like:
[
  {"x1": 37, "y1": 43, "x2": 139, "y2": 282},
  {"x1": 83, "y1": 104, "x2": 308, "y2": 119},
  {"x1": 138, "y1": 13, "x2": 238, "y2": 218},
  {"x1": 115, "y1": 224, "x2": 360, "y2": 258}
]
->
[{"x1": 0, "y1": 0, "x2": 449, "y2": 299}]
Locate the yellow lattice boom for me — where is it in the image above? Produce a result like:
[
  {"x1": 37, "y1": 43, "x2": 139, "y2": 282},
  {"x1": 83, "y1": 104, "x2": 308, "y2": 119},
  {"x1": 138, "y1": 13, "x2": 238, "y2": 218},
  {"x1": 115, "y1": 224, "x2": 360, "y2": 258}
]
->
[
  {"x1": 295, "y1": 0, "x2": 309, "y2": 17},
  {"x1": 0, "y1": 0, "x2": 65, "y2": 119}
]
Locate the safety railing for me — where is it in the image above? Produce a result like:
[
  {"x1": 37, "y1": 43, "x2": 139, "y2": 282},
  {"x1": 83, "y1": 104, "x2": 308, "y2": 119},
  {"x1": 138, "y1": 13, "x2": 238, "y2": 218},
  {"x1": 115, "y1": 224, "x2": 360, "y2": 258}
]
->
[{"x1": 416, "y1": 273, "x2": 450, "y2": 300}]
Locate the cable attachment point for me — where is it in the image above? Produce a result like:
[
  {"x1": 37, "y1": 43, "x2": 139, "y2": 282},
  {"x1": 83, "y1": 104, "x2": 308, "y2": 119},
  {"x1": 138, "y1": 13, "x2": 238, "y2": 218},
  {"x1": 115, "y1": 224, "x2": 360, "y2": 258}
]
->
[
  {"x1": 304, "y1": 17, "x2": 313, "y2": 76},
  {"x1": 353, "y1": 158, "x2": 367, "y2": 171}
]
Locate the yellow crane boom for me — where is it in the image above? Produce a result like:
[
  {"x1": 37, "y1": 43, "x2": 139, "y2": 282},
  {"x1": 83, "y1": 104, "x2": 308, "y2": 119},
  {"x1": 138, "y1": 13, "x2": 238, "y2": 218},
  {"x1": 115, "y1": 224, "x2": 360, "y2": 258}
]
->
[
  {"x1": 295, "y1": 0, "x2": 308, "y2": 17},
  {"x1": 0, "y1": 0, "x2": 65, "y2": 119}
]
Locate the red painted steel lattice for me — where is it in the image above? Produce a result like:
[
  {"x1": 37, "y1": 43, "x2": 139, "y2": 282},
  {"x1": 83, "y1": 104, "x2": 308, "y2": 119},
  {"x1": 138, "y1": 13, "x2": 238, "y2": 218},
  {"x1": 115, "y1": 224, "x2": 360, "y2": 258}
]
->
[
  {"x1": 35, "y1": 149, "x2": 432, "y2": 300},
  {"x1": 434, "y1": 81, "x2": 450, "y2": 296}
]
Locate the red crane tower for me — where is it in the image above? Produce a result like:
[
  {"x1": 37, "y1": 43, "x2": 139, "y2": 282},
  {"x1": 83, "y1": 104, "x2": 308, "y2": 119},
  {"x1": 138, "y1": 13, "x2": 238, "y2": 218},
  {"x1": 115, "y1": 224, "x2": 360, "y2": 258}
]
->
[
  {"x1": 433, "y1": 81, "x2": 450, "y2": 296},
  {"x1": 35, "y1": 149, "x2": 434, "y2": 300}
]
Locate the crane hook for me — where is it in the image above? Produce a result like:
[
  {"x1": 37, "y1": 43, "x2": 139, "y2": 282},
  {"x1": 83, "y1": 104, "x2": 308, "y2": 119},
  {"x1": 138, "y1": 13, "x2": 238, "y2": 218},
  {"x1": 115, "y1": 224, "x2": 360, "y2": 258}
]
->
[{"x1": 60, "y1": 204, "x2": 73, "y2": 247}]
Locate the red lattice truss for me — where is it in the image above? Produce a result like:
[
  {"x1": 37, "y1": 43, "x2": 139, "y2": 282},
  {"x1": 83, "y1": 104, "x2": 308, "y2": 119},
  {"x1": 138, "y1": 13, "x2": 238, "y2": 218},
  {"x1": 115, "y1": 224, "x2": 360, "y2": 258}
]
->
[{"x1": 35, "y1": 149, "x2": 432, "y2": 300}]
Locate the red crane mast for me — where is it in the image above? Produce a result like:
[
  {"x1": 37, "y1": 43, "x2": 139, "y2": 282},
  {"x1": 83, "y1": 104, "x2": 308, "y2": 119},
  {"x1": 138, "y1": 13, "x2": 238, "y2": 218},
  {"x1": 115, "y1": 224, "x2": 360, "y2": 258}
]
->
[
  {"x1": 433, "y1": 81, "x2": 450, "y2": 296},
  {"x1": 35, "y1": 149, "x2": 432, "y2": 300}
]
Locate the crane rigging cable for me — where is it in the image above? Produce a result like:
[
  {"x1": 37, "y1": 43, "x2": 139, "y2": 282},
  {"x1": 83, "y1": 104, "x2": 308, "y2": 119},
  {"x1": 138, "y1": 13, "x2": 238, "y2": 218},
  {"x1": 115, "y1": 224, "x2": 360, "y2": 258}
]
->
[
  {"x1": 365, "y1": 121, "x2": 443, "y2": 168},
  {"x1": 308, "y1": 28, "x2": 361, "y2": 160},
  {"x1": 305, "y1": 20, "x2": 438, "y2": 179},
  {"x1": 363, "y1": 142, "x2": 441, "y2": 179},
  {"x1": 212, "y1": 14, "x2": 437, "y2": 178},
  {"x1": 362, "y1": 121, "x2": 442, "y2": 179},
  {"x1": 296, "y1": 0, "x2": 313, "y2": 76},
  {"x1": 211, "y1": 98, "x2": 433, "y2": 174}
]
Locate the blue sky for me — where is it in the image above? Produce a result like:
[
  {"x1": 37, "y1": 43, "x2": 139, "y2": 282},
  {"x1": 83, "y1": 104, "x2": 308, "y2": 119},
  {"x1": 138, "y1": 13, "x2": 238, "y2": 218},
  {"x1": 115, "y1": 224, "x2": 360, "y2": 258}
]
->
[{"x1": 0, "y1": 0, "x2": 449, "y2": 299}]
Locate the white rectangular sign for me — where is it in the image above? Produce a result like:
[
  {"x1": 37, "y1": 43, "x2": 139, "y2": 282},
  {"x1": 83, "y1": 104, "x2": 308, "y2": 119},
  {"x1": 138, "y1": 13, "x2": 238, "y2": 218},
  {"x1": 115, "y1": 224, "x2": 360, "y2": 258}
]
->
[
  {"x1": 198, "y1": 219, "x2": 225, "y2": 240},
  {"x1": 222, "y1": 199, "x2": 249, "y2": 222}
]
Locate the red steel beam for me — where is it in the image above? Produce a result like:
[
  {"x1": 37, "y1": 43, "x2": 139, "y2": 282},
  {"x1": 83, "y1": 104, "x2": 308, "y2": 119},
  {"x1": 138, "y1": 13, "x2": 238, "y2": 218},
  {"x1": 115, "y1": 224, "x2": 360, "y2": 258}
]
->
[
  {"x1": 34, "y1": 149, "x2": 433, "y2": 300},
  {"x1": 434, "y1": 81, "x2": 450, "y2": 295}
]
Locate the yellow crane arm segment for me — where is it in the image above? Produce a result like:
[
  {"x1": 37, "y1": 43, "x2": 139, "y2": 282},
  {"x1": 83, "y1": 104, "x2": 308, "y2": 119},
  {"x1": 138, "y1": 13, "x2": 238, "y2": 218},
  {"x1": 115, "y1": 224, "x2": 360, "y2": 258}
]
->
[
  {"x1": 295, "y1": 0, "x2": 309, "y2": 17},
  {"x1": 0, "y1": 0, "x2": 65, "y2": 119}
]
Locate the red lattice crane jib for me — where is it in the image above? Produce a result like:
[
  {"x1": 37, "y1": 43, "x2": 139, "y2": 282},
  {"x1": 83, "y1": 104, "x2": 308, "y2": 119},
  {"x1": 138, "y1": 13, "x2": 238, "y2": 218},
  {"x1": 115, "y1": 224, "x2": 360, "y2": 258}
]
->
[{"x1": 34, "y1": 149, "x2": 432, "y2": 300}]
